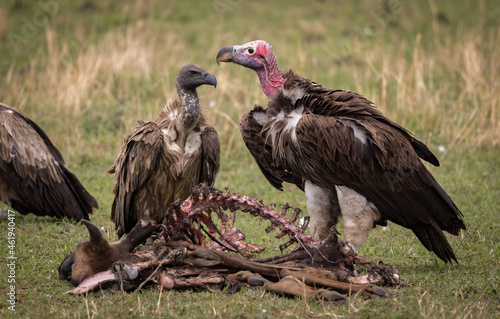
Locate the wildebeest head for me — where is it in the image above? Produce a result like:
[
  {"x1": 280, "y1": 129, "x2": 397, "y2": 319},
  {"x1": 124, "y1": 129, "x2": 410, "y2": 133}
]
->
[{"x1": 58, "y1": 220, "x2": 158, "y2": 286}]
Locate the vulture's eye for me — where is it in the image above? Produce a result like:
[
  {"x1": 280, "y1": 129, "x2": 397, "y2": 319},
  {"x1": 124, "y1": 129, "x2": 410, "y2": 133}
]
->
[
  {"x1": 246, "y1": 47, "x2": 256, "y2": 56},
  {"x1": 188, "y1": 70, "x2": 197, "y2": 75}
]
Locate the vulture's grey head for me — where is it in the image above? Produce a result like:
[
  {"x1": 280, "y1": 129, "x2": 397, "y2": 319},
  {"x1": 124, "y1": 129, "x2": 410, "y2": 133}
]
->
[
  {"x1": 176, "y1": 64, "x2": 217, "y2": 91},
  {"x1": 216, "y1": 40, "x2": 283, "y2": 99},
  {"x1": 216, "y1": 40, "x2": 274, "y2": 71}
]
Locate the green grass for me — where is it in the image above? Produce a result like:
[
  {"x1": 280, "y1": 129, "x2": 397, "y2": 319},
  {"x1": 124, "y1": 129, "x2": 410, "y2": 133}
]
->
[{"x1": 0, "y1": 0, "x2": 499, "y2": 318}]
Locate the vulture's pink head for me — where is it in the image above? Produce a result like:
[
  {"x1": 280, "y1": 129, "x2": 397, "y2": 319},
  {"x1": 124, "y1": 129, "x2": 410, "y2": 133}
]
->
[{"x1": 216, "y1": 40, "x2": 284, "y2": 99}]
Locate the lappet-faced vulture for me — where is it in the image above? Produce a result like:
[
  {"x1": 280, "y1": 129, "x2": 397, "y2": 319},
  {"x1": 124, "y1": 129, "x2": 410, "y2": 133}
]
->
[
  {"x1": 0, "y1": 103, "x2": 97, "y2": 219},
  {"x1": 216, "y1": 40, "x2": 465, "y2": 263},
  {"x1": 108, "y1": 64, "x2": 220, "y2": 237}
]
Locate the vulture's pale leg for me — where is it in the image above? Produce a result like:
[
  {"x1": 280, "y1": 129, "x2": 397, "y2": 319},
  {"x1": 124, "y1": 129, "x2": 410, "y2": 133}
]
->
[
  {"x1": 335, "y1": 186, "x2": 381, "y2": 251},
  {"x1": 304, "y1": 182, "x2": 341, "y2": 240}
]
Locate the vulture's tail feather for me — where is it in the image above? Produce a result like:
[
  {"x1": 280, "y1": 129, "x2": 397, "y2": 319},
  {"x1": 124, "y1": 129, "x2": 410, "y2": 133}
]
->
[
  {"x1": 411, "y1": 223, "x2": 459, "y2": 264},
  {"x1": 60, "y1": 165, "x2": 98, "y2": 220}
]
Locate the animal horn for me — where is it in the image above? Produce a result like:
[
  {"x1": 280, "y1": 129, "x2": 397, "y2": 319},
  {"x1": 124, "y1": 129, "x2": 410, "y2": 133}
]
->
[{"x1": 81, "y1": 219, "x2": 106, "y2": 246}]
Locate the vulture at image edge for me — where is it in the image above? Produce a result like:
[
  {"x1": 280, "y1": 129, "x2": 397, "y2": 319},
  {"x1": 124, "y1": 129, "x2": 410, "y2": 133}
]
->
[
  {"x1": 0, "y1": 103, "x2": 98, "y2": 220},
  {"x1": 108, "y1": 64, "x2": 220, "y2": 237},
  {"x1": 216, "y1": 40, "x2": 466, "y2": 263}
]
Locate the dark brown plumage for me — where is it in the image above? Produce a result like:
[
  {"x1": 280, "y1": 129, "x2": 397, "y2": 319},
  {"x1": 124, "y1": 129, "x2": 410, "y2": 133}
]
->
[
  {"x1": 0, "y1": 103, "x2": 97, "y2": 220},
  {"x1": 108, "y1": 64, "x2": 220, "y2": 237},
  {"x1": 217, "y1": 40, "x2": 465, "y2": 263},
  {"x1": 240, "y1": 105, "x2": 304, "y2": 191}
]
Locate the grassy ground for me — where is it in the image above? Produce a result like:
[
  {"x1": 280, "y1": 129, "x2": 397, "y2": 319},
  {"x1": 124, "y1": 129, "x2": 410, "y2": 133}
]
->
[{"x1": 0, "y1": 0, "x2": 499, "y2": 318}]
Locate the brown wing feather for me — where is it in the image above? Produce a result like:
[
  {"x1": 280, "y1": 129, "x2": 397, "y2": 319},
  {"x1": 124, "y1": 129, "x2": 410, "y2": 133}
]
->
[
  {"x1": 200, "y1": 126, "x2": 220, "y2": 186},
  {"x1": 108, "y1": 121, "x2": 164, "y2": 236},
  {"x1": 240, "y1": 105, "x2": 304, "y2": 191},
  {"x1": 283, "y1": 69, "x2": 440, "y2": 166},
  {"x1": 290, "y1": 90, "x2": 464, "y2": 262},
  {"x1": 0, "y1": 103, "x2": 97, "y2": 219}
]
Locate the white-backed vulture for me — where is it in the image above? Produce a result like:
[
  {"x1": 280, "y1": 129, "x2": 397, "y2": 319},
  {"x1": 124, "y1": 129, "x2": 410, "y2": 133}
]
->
[
  {"x1": 0, "y1": 103, "x2": 98, "y2": 219},
  {"x1": 216, "y1": 40, "x2": 465, "y2": 263},
  {"x1": 108, "y1": 64, "x2": 220, "y2": 237}
]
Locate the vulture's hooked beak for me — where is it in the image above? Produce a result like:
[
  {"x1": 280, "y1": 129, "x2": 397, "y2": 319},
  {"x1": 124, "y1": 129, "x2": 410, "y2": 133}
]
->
[
  {"x1": 216, "y1": 46, "x2": 234, "y2": 65},
  {"x1": 203, "y1": 72, "x2": 217, "y2": 88}
]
